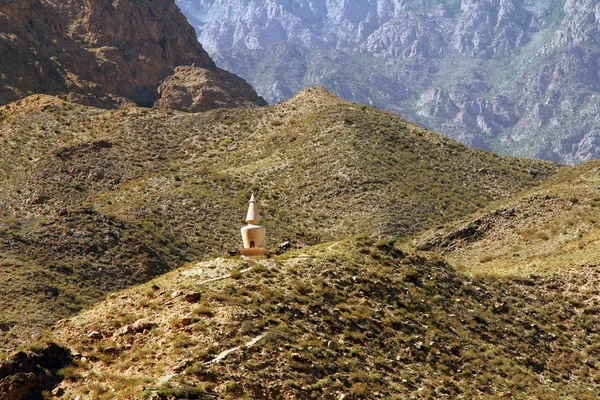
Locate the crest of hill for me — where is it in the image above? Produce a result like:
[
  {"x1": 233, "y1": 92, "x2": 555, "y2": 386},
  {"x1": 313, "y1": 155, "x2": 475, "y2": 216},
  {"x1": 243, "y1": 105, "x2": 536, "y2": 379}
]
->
[
  {"x1": 0, "y1": 91, "x2": 555, "y2": 355},
  {"x1": 12, "y1": 237, "x2": 600, "y2": 399},
  {"x1": 280, "y1": 86, "x2": 346, "y2": 109},
  {"x1": 414, "y1": 160, "x2": 600, "y2": 278}
]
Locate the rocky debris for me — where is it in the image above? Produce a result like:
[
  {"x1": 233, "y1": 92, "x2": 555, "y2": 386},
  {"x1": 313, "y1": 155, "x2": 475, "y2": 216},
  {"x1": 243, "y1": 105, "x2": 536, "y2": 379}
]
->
[
  {"x1": 0, "y1": 323, "x2": 13, "y2": 332},
  {"x1": 275, "y1": 241, "x2": 291, "y2": 255},
  {"x1": 0, "y1": 343, "x2": 71, "y2": 400},
  {"x1": 0, "y1": 0, "x2": 262, "y2": 112},
  {"x1": 87, "y1": 331, "x2": 103, "y2": 340},
  {"x1": 180, "y1": 317, "x2": 193, "y2": 327},
  {"x1": 117, "y1": 319, "x2": 155, "y2": 336},
  {"x1": 100, "y1": 347, "x2": 120, "y2": 354},
  {"x1": 155, "y1": 66, "x2": 267, "y2": 112},
  {"x1": 184, "y1": 292, "x2": 202, "y2": 303},
  {"x1": 0, "y1": 373, "x2": 39, "y2": 400},
  {"x1": 131, "y1": 319, "x2": 156, "y2": 334},
  {"x1": 415, "y1": 207, "x2": 518, "y2": 251},
  {"x1": 173, "y1": 360, "x2": 192, "y2": 373}
]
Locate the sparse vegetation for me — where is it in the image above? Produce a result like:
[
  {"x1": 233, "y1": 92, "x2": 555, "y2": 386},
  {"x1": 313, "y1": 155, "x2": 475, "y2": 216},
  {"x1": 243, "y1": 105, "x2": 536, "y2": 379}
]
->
[
  {"x1": 0, "y1": 91, "x2": 556, "y2": 354},
  {"x1": 24, "y1": 237, "x2": 600, "y2": 399}
]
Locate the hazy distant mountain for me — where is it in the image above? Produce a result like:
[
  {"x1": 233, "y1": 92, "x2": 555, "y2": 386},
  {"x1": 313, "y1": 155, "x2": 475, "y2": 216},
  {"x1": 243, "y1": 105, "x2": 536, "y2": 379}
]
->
[{"x1": 177, "y1": 0, "x2": 600, "y2": 164}]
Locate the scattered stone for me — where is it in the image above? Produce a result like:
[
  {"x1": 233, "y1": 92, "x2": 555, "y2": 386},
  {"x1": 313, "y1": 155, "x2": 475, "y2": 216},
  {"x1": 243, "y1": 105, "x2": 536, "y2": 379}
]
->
[
  {"x1": 276, "y1": 241, "x2": 291, "y2": 254},
  {"x1": 131, "y1": 319, "x2": 155, "y2": 333},
  {"x1": 173, "y1": 360, "x2": 192, "y2": 373},
  {"x1": 118, "y1": 319, "x2": 155, "y2": 336},
  {"x1": 52, "y1": 386, "x2": 64, "y2": 396},
  {"x1": 157, "y1": 374, "x2": 178, "y2": 385},
  {"x1": 171, "y1": 290, "x2": 182, "y2": 299},
  {"x1": 117, "y1": 325, "x2": 133, "y2": 336},
  {"x1": 184, "y1": 292, "x2": 201, "y2": 303},
  {"x1": 102, "y1": 346, "x2": 119, "y2": 354},
  {"x1": 493, "y1": 302, "x2": 509, "y2": 314},
  {"x1": 88, "y1": 331, "x2": 103, "y2": 340},
  {"x1": 180, "y1": 317, "x2": 193, "y2": 327}
]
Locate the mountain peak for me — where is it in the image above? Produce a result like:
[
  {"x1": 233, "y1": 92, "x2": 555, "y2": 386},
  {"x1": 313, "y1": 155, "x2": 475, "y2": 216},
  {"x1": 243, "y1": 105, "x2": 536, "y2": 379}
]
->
[{"x1": 281, "y1": 86, "x2": 346, "y2": 109}]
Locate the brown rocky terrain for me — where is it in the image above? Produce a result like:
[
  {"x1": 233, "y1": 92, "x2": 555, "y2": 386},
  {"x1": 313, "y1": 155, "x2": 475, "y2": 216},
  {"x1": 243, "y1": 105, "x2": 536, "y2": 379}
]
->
[{"x1": 0, "y1": 0, "x2": 265, "y2": 110}]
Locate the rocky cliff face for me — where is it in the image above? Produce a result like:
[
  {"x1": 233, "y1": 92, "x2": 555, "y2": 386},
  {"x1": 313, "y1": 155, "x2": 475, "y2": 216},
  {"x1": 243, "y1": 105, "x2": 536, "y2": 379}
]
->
[
  {"x1": 178, "y1": 0, "x2": 600, "y2": 164},
  {"x1": 0, "y1": 0, "x2": 265, "y2": 110}
]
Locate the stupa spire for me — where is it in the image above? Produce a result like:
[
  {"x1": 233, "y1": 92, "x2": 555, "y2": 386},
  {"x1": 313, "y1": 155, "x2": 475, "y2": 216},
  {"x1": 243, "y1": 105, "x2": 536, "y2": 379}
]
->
[{"x1": 246, "y1": 193, "x2": 260, "y2": 224}]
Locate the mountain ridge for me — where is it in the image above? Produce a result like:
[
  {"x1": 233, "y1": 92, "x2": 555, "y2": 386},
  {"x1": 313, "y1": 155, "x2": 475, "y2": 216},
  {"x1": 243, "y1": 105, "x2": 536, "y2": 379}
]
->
[{"x1": 177, "y1": 0, "x2": 600, "y2": 164}]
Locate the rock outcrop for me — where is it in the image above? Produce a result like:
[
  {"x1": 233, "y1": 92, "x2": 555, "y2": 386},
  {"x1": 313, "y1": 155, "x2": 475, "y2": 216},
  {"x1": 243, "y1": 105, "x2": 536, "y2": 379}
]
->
[
  {"x1": 0, "y1": 0, "x2": 265, "y2": 110},
  {"x1": 0, "y1": 343, "x2": 71, "y2": 400},
  {"x1": 155, "y1": 65, "x2": 267, "y2": 112}
]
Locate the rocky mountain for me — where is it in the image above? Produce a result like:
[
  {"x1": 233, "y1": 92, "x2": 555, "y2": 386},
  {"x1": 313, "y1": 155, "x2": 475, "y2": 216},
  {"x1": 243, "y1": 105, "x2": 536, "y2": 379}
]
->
[
  {"x1": 177, "y1": 0, "x2": 600, "y2": 164},
  {"x1": 0, "y1": 87, "x2": 555, "y2": 358},
  {"x1": 0, "y1": 0, "x2": 265, "y2": 110}
]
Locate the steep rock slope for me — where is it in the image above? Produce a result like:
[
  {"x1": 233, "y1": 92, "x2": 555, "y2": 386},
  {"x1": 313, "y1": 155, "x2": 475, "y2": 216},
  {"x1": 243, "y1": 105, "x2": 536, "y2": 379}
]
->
[
  {"x1": 0, "y1": 88, "x2": 555, "y2": 354},
  {"x1": 16, "y1": 238, "x2": 600, "y2": 398},
  {"x1": 0, "y1": 0, "x2": 265, "y2": 110},
  {"x1": 178, "y1": 0, "x2": 600, "y2": 163}
]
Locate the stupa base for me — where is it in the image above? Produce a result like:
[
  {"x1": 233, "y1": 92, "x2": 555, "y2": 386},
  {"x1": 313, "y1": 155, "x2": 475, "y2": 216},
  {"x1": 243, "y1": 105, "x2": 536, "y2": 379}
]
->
[{"x1": 239, "y1": 248, "x2": 267, "y2": 258}]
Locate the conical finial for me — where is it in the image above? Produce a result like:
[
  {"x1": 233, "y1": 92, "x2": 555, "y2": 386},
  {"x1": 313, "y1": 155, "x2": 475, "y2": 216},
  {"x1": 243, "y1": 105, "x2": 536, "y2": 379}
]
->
[{"x1": 246, "y1": 193, "x2": 260, "y2": 224}]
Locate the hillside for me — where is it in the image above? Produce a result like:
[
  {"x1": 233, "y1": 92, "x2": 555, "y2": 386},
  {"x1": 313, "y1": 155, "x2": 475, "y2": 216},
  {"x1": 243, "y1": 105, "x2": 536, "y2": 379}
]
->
[
  {"x1": 178, "y1": 0, "x2": 600, "y2": 164},
  {"x1": 0, "y1": 88, "x2": 556, "y2": 355},
  {"x1": 0, "y1": 0, "x2": 265, "y2": 111},
  {"x1": 415, "y1": 159, "x2": 600, "y2": 278},
  {"x1": 8, "y1": 237, "x2": 600, "y2": 399}
]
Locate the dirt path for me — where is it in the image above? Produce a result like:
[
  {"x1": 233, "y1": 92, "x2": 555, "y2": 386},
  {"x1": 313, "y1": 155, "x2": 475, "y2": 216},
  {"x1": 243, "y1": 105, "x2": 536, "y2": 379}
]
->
[
  {"x1": 206, "y1": 331, "x2": 268, "y2": 364},
  {"x1": 197, "y1": 266, "x2": 254, "y2": 285}
]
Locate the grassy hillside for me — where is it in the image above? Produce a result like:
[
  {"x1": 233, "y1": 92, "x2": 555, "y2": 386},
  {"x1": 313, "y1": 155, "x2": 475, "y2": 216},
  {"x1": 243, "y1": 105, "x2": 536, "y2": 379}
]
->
[
  {"x1": 415, "y1": 160, "x2": 600, "y2": 278},
  {"x1": 0, "y1": 88, "x2": 555, "y2": 354},
  {"x1": 17, "y1": 237, "x2": 600, "y2": 399}
]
